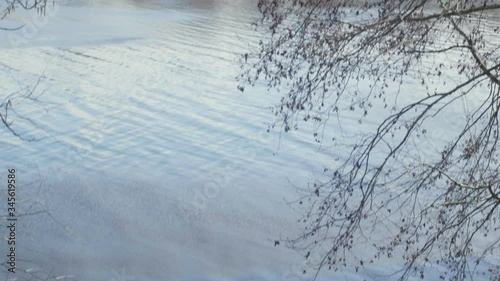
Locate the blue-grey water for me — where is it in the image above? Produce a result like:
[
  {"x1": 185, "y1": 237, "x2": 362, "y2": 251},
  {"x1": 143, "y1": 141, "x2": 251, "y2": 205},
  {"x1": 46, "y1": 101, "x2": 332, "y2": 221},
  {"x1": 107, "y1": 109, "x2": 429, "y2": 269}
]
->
[
  {"x1": 0, "y1": 1, "x2": 498, "y2": 281},
  {"x1": 0, "y1": 1, "x2": 332, "y2": 280}
]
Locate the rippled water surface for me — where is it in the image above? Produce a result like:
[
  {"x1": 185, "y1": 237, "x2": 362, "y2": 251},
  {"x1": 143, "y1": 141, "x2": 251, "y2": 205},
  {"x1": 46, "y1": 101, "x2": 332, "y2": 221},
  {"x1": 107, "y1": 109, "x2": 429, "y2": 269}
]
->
[
  {"x1": 0, "y1": 1, "x2": 499, "y2": 280},
  {"x1": 0, "y1": 1, "x2": 334, "y2": 280}
]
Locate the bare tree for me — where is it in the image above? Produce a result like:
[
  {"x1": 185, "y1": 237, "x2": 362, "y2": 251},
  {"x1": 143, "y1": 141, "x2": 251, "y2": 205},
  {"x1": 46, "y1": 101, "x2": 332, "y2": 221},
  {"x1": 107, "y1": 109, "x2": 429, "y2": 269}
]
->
[
  {"x1": 1, "y1": 0, "x2": 48, "y2": 20},
  {"x1": 1, "y1": 0, "x2": 49, "y2": 139},
  {"x1": 1, "y1": 74, "x2": 47, "y2": 141},
  {"x1": 239, "y1": 0, "x2": 500, "y2": 280}
]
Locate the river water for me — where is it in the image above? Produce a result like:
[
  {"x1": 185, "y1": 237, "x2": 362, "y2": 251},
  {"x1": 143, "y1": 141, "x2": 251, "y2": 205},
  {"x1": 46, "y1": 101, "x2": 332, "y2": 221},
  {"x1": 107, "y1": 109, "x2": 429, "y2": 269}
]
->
[
  {"x1": 0, "y1": 1, "x2": 338, "y2": 280},
  {"x1": 0, "y1": 1, "x2": 498, "y2": 281}
]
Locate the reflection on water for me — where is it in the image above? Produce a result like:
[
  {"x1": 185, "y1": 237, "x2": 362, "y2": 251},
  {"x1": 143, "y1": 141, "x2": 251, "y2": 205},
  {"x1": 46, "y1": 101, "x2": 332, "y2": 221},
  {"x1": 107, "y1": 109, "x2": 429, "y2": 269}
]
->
[
  {"x1": 0, "y1": 1, "x2": 499, "y2": 280},
  {"x1": 128, "y1": 0, "x2": 221, "y2": 10},
  {"x1": 86, "y1": 0, "x2": 257, "y2": 12},
  {"x1": 0, "y1": 1, "x2": 306, "y2": 280}
]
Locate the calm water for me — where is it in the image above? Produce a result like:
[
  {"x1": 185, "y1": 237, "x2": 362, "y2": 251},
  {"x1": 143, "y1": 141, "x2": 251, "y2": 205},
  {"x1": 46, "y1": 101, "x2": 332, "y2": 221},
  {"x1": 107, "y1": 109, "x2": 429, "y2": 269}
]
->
[
  {"x1": 0, "y1": 1, "x2": 334, "y2": 280},
  {"x1": 0, "y1": 1, "x2": 498, "y2": 280}
]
